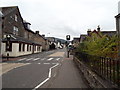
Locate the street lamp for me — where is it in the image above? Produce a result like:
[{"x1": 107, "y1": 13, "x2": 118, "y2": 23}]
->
[
  {"x1": 6, "y1": 35, "x2": 11, "y2": 60},
  {"x1": 66, "y1": 35, "x2": 70, "y2": 58}
]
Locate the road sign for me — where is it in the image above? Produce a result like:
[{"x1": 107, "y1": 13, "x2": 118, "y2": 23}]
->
[{"x1": 66, "y1": 35, "x2": 70, "y2": 40}]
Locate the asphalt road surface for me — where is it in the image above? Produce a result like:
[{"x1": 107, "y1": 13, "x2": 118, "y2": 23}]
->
[{"x1": 1, "y1": 48, "x2": 88, "y2": 89}]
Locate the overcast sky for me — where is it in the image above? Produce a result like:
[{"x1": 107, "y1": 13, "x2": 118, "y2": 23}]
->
[{"x1": 0, "y1": 0, "x2": 120, "y2": 40}]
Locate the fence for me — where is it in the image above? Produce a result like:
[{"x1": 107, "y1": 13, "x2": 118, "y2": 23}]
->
[{"x1": 74, "y1": 52, "x2": 120, "y2": 88}]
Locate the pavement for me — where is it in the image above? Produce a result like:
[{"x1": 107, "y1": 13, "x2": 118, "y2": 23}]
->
[
  {"x1": 41, "y1": 55, "x2": 88, "y2": 88},
  {"x1": 1, "y1": 48, "x2": 88, "y2": 88}
]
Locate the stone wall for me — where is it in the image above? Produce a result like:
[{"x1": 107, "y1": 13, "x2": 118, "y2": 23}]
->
[{"x1": 73, "y1": 56, "x2": 118, "y2": 88}]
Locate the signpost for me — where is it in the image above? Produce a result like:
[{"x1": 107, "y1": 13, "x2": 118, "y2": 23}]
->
[
  {"x1": 66, "y1": 35, "x2": 70, "y2": 58},
  {"x1": 6, "y1": 35, "x2": 11, "y2": 60}
]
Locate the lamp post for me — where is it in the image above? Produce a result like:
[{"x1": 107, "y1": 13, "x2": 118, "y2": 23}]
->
[
  {"x1": 66, "y1": 35, "x2": 70, "y2": 58},
  {"x1": 6, "y1": 35, "x2": 11, "y2": 60}
]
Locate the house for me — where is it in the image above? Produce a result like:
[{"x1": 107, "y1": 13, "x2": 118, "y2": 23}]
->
[
  {"x1": 73, "y1": 37, "x2": 80, "y2": 47},
  {"x1": 87, "y1": 26, "x2": 116, "y2": 41},
  {"x1": 115, "y1": 2, "x2": 120, "y2": 59},
  {"x1": 0, "y1": 11, "x2": 3, "y2": 57},
  {"x1": 1, "y1": 6, "x2": 42, "y2": 57},
  {"x1": 45, "y1": 37, "x2": 66, "y2": 49},
  {"x1": 80, "y1": 34, "x2": 87, "y2": 43}
]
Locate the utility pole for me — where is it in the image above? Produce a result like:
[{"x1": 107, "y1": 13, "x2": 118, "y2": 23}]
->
[
  {"x1": 6, "y1": 35, "x2": 11, "y2": 61},
  {"x1": 66, "y1": 35, "x2": 70, "y2": 58}
]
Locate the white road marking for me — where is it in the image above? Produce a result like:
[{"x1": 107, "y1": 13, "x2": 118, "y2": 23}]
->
[
  {"x1": 33, "y1": 58, "x2": 40, "y2": 61},
  {"x1": 41, "y1": 58, "x2": 45, "y2": 61},
  {"x1": 26, "y1": 58, "x2": 33, "y2": 61},
  {"x1": 26, "y1": 63, "x2": 31, "y2": 65},
  {"x1": 56, "y1": 58, "x2": 60, "y2": 61},
  {"x1": 33, "y1": 63, "x2": 59, "y2": 90},
  {"x1": 18, "y1": 58, "x2": 26, "y2": 61},
  {"x1": 38, "y1": 63, "x2": 41, "y2": 64},
  {"x1": 43, "y1": 63, "x2": 50, "y2": 65},
  {"x1": 47, "y1": 58, "x2": 53, "y2": 61},
  {"x1": 52, "y1": 63, "x2": 57, "y2": 64}
]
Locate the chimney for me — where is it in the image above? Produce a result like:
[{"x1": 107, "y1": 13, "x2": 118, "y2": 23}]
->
[
  {"x1": 97, "y1": 25, "x2": 100, "y2": 32},
  {"x1": 36, "y1": 31, "x2": 39, "y2": 34},
  {"x1": 87, "y1": 29, "x2": 91, "y2": 36},
  {"x1": 42, "y1": 34, "x2": 45, "y2": 37}
]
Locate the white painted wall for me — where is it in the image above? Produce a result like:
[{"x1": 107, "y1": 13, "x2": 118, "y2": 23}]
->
[{"x1": 2, "y1": 43, "x2": 42, "y2": 57}]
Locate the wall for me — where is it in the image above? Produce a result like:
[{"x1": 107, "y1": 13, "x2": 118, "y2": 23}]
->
[
  {"x1": 73, "y1": 56, "x2": 118, "y2": 88},
  {"x1": 2, "y1": 42, "x2": 42, "y2": 57}
]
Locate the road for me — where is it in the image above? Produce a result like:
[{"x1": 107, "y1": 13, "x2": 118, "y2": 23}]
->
[{"x1": 1, "y1": 48, "x2": 88, "y2": 89}]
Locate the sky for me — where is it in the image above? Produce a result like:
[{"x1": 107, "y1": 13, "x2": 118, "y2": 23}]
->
[{"x1": 0, "y1": 0, "x2": 120, "y2": 40}]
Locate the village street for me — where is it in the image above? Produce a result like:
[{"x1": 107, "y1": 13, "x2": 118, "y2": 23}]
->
[{"x1": 1, "y1": 48, "x2": 88, "y2": 89}]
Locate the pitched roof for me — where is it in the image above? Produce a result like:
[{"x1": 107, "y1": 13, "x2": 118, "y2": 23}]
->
[
  {"x1": 2, "y1": 34, "x2": 41, "y2": 46},
  {"x1": 1, "y1": 6, "x2": 18, "y2": 17},
  {"x1": 101, "y1": 31, "x2": 116, "y2": 37}
]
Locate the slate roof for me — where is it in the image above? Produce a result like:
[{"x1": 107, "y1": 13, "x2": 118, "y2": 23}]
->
[
  {"x1": 2, "y1": 34, "x2": 41, "y2": 46},
  {"x1": 101, "y1": 31, "x2": 116, "y2": 37}
]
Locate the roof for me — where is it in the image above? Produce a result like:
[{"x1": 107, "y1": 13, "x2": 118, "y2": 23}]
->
[
  {"x1": 101, "y1": 31, "x2": 116, "y2": 37},
  {"x1": 80, "y1": 34, "x2": 87, "y2": 38},
  {"x1": 1, "y1": 6, "x2": 18, "y2": 17},
  {"x1": 91, "y1": 30, "x2": 102, "y2": 38},
  {"x1": 2, "y1": 34, "x2": 41, "y2": 46},
  {"x1": 115, "y1": 13, "x2": 120, "y2": 18}
]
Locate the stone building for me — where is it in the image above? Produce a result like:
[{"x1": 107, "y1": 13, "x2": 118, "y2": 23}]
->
[
  {"x1": 115, "y1": 1, "x2": 120, "y2": 59},
  {"x1": 1, "y1": 6, "x2": 43, "y2": 57}
]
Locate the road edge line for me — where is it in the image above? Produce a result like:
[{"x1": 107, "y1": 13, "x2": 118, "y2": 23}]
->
[{"x1": 33, "y1": 63, "x2": 59, "y2": 90}]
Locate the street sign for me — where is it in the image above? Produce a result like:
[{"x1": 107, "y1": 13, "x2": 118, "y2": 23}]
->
[{"x1": 66, "y1": 35, "x2": 70, "y2": 40}]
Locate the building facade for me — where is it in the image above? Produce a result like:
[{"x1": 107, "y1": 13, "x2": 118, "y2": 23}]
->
[
  {"x1": 1, "y1": 6, "x2": 43, "y2": 57},
  {"x1": 115, "y1": 2, "x2": 120, "y2": 60}
]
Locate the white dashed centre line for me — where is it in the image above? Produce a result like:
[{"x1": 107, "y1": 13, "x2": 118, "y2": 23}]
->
[
  {"x1": 56, "y1": 58, "x2": 60, "y2": 61},
  {"x1": 47, "y1": 58, "x2": 53, "y2": 61},
  {"x1": 26, "y1": 58, "x2": 33, "y2": 61},
  {"x1": 18, "y1": 58, "x2": 26, "y2": 61},
  {"x1": 33, "y1": 58, "x2": 40, "y2": 61},
  {"x1": 41, "y1": 58, "x2": 45, "y2": 61},
  {"x1": 43, "y1": 63, "x2": 50, "y2": 65}
]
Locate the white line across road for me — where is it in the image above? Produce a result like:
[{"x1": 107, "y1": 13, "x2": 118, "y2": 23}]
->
[
  {"x1": 33, "y1": 58, "x2": 40, "y2": 61},
  {"x1": 56, "y1": 58, "x2": 60, "y2": 61},
  {"x1": 43, "y1": 63, "x2": 50, "y2": 65},
  {"x1": 26, "y1": 58, "x2": 33, "y2": 61},
  {"x1": 18, "y1": 58, "x2": 26, "y2": 61},
  {"x1": 33, "y1": 63, "x2": 59, "y2": 90},
  {"x1": 47, "y1": 58, "x2": 53, "y2": 61},
  {"x1": 41, "y1": 58, "x2": 46, "y2": 61}
]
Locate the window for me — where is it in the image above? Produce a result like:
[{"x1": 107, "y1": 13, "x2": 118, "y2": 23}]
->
[
  {"x1": 15, "y1": 15, "x2": 18, "y2": 22},
  {"x1": 34, "y1": 46, "x2": 35, "y2": 51},
  {"x1": 13, "y1": 26, "x2": 18, "y2": 35},
  {"x1": 19, "y1": 43, "x2": 22, "y2": 52},
  {"x1": 24, "y1": 32, "x2": 28, "y2": 38},
  {"x1": 6, "y1": 42, "x2": 12, "y2": 52},
  {"x1": 23, "y1": 44, "x2": 25, "y2": 51},
  {"x1": 30, "y1": 45, "x2": 31, "y2": 51},
  {"x1": 27, "y1": 44, "x2": 29, "y2": 51}
]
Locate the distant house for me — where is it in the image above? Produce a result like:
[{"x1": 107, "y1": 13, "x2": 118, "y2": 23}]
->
[
  {"x1": 86, "y1": 26, "x2": 116, "y2": 41},
  {"x1": 73, "y1": 37, "x2": 80, "y2": 47},
  {"x1": 115, "y1": 10, "x2": 120, "y2": 59},
  {"x1": 1, "y1": 6, "x2": 42, "y2": 57},
  {"x1": 80, "y1": 34, "x2": 87, "y2": 43},
  {"x1": 46, "y1": 37, "x2": 66, "y2": 49}
]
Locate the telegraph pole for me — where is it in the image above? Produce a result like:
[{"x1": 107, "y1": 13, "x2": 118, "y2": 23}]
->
[{"x1": 66, "y1": 35, "x2": 70, "y2": 58}]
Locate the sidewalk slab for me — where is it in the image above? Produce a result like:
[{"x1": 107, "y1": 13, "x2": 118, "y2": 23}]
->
[{"x1": 45, "y1": 55, "x2": 88, "y2": 88}]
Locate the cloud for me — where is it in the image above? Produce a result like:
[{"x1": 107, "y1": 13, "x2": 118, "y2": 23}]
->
[{"x1": 0, "y1": 0, "x2": 119, "y2": 40}]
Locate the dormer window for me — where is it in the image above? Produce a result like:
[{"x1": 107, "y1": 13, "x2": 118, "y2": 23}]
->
[
  {"x1": 23, "y1": 22, "x2": 31, "y2": 30},
  {"x1": 13, "y1": 26, "x2": 18, "y2": 35},
  {"x1": 15, "y1": 14, "x2": 18, "y2": 22}
]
